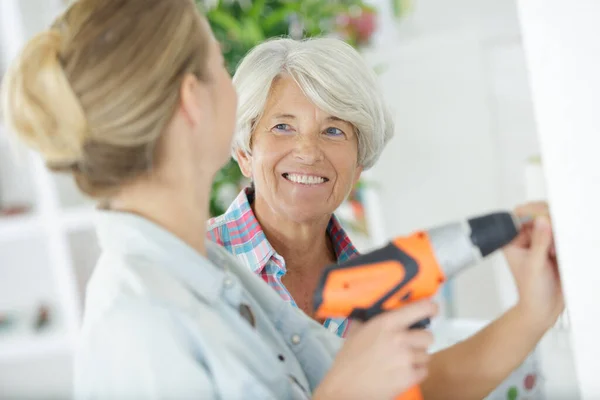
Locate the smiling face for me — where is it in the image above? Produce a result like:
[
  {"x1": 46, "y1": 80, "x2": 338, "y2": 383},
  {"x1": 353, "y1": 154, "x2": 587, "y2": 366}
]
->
[{"x1": 236, "y1": 75, "x2": 363, "y2": 224}]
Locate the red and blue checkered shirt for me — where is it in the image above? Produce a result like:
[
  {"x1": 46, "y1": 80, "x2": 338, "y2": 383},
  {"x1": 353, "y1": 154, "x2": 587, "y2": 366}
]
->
[{"x1": 207, "y1": 187, "x2": 358, "y2": 338}]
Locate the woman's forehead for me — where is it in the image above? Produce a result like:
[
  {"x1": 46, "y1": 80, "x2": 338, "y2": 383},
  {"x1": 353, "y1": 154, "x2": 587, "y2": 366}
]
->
[{"x1": 263, "y1": 78, "x2": 348, "y2": 122}]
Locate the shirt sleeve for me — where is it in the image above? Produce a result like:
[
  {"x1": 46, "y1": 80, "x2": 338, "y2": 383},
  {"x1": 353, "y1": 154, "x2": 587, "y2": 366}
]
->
[{"x1": 74, "y1": 302, "x2": 217, "y2": 400}]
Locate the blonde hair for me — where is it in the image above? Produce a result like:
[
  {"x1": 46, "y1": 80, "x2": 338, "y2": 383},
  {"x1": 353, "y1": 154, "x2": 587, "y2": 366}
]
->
[
  {"x1": 1, "y1": 0, "x2": 211, "y2": 197},
  {"x1": 232, "y1": 37, "x2": 394, "y2": 169}
]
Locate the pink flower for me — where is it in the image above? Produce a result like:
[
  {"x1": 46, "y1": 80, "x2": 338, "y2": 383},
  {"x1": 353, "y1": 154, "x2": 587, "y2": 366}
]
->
[{"x1": 336, "y1": 6, "x2": 377, "y2": 46}]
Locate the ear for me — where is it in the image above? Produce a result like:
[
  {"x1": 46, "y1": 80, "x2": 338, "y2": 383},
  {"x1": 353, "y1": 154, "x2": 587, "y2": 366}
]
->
[
  {"x1": 353, "y1": 165, "x2": 363, "y2": 186},
  {"x1": 235, "y1": 148, "x2": 253, "y2": 178},
  {"x1": 179, "y1": 73, "x2": 206, "y2": 127}
]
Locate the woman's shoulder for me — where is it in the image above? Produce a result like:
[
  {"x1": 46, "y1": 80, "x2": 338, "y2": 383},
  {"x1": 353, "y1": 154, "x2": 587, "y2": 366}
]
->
[
  {"x1": 75, "y1": 293, "x2": 288, "y2": 400},
  {"x1": 77, "y1": 244, "x2": 302, "y2": 399},
  {"x1": 81, "y1": 251, "x2": 201, "y2": 330}
]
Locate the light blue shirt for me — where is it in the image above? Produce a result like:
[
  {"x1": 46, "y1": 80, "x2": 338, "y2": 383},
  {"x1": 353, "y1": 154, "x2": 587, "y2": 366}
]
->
[{"x1": 74, "y1": 210, "x2": 342, "y2": 399}]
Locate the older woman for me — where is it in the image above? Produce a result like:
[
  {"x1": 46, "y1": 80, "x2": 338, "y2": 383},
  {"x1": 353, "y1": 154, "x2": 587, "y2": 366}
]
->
[
  {"x1": 2, "y1": 1, "x2": 437, "y2": 398},
  {"x1": 208, "y1": 37, "x2": 564, "y2": 399}
]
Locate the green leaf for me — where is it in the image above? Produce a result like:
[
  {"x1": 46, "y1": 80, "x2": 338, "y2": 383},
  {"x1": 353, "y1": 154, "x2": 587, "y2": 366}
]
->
[
  {"x1": 249, "y1": 0, "x2": 267, "y2": 20},
  {"x1": 240, "y1": 18, "x2": 265, "y2": 46},
  {"x1": 207, "y1": 9, "x2": 244, "y2": 40},
  {"x1": 391, "y1": 0, "x2": 411, "y2": 18},
  {"x1": 263, "y1": 5, "x2": 299, "y2": 32},
  {"x1": 309, "y1": 2, "x2": 347, "y2": 17}
]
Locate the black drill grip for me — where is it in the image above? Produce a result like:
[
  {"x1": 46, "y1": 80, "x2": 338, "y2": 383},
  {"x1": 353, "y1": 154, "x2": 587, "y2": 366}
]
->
[{"x1": 410, "y1": 318, "x2": 431, "y2": 330}]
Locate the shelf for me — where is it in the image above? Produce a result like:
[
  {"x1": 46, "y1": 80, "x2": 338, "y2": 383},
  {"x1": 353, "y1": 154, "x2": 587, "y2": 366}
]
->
[
  {"x1": 0, "y1": 306, "x2": 71, "y2": 362},
  {"x1": 0, "y1": 212, "x2": 42, "y2": 241},
  {"x1": 0, "y1": 331, "x2": 71, "y2": 362},
  {"x1": 0, "y1": 205, "x2": 96, "y2": 242}
]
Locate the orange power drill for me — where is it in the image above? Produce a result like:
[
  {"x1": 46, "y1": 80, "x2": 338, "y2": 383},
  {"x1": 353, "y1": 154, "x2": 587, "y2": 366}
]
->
[{"x1": 313, "y1": 211, "x2": 527, "y2": 400}]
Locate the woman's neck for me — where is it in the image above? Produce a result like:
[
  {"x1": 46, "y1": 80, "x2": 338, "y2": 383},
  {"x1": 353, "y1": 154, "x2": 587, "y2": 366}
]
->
[
  {"x1": 252, "y1": 194, "x2": 336, "y2": 272},
  {"x1": 110, "y1": 178, "x2": 211, "y2": 256}
]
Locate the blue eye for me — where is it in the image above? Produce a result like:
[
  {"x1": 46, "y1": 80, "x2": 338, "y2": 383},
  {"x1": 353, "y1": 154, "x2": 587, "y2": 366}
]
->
[
  {"x1": 273, "y1": 123, "x2": 293, "y2": 133},
  {"x1": 325, "y1": 127, "x2": 345, "y2": 137}
]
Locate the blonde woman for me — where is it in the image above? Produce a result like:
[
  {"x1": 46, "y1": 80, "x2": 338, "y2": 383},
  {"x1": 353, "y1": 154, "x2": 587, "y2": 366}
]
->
[{"x1": 1, "y1": 0, "x2": 438, "y2": 399}]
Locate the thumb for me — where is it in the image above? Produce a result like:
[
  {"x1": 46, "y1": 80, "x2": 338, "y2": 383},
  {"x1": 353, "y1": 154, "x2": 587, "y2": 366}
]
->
[{"x1": 529, "y1": 216, "x2": 552, "y2": 266}]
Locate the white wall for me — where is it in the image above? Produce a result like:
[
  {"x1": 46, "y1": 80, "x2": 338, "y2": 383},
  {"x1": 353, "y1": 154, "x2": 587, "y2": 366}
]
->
[
  {"x1": 375, "y1": 33, "x2": 505, "y2": 320},
  {"x1": 364, "y1": 0, "x2": 539, "y2": 319},
  {"x1": 516, "y1": 1, "x2": 600, "y2": 398},
  {"x1": 363, "y1": 0, "x2": 581, "y2": 396}
]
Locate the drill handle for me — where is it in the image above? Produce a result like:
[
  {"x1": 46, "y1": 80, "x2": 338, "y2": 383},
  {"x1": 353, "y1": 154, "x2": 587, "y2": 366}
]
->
[{"x1": 313, "y1": 232, "x2": 446, "y2": 322}]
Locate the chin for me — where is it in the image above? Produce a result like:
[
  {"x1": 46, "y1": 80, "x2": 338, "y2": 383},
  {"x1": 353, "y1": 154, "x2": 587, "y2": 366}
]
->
[{"x1": 282, "y1": 205, "x2": 333, "y2": 224}]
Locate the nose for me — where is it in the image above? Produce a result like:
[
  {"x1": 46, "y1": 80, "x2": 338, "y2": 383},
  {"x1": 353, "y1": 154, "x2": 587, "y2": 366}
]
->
[{"x1": 293, "y1": 134, "x2": 324, "y2": 164}]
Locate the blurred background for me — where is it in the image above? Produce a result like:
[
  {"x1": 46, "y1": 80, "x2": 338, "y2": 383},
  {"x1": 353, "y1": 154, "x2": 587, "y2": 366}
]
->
[{"x1": 0, "y1": 0, "x2": 579, "y2": 398}]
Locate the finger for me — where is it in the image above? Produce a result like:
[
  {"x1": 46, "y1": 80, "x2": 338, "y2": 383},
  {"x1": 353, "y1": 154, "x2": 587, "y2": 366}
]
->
[
  {"x1": 522, "y1": 225, "x2": 534, "y2": 248},
  {"x1": 551, "y1": 259, "x2": 561, "y2": 280},
  {"x1": 510, "y1": 223, "x2": 533, "y2": 248},
  {"x1": 411, "y1": 365, "x2": 429, "y2": 385},
  {"x1": 528, "y1": 216, "x2": 553, "y2": 268},
  {"x1": 345, "y1": 319, "x2": 364, "y2": 337},
  {"x1": 406, "y1": 330, "x2": 434, "y2": 349},
  {"x1": 396, "y1": 367, "x2": 428, "y2": 397},
  {"x1": 347, "y1": 319, "x2": 364, "y2": 329},
  {"x1": 514, "y1": 201, "x2": 549, "y2": 218},
  {"x1": 411, "y1": 350, "x2": 430, "y2": 368},
  {"x1": 376, "y1": 300, "x2": 438, "y2": 330},
  {"x1": 540, "y1": 219, "x2": 557, "y2": 259}
]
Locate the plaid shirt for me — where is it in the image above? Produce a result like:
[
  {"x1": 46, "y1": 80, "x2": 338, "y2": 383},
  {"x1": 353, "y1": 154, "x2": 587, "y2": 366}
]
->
[{"x1": 207, "y1": 187, "x2": 359, "y2": 338}]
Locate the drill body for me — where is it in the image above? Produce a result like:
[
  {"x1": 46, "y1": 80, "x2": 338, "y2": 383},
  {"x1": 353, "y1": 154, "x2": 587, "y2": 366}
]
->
[
  {"x1": 313, "y1": 211, "x2": 521, "y2": 322},
  {"x1": 312, "y1": 212, "x2": 523, "y2": 400}
]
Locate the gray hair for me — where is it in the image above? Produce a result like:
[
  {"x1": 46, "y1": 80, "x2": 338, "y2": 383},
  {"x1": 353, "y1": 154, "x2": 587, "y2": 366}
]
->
[{"x1": 231, "y1": 37, "x2": 395, "y2": 169}]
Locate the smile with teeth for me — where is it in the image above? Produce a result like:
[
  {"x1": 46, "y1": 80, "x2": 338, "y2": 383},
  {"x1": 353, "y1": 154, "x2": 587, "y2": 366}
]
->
[{"x1": 283, "y1": 173, "x2": 329, "y2": 185}]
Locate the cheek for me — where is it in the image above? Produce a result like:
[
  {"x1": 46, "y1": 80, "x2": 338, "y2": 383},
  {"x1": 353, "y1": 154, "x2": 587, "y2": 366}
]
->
[
  {"x1": 330, "y1": 148, "x2": 360, "y2": 183},
  {"x1": 247, "y1": 148, "x2": 275, "y2": 184},
  {"x1": 252, "y1": 136, "x2": 289, "y2": 172}
]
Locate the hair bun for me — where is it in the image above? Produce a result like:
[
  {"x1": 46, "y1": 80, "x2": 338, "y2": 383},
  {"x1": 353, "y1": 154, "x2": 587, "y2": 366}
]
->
[
  {"x1": 1, "y1": 29, "x2": 89, "y2": 167},
  {"x1": 2, "y1": 0, "x2": 210, "y2": 198}
]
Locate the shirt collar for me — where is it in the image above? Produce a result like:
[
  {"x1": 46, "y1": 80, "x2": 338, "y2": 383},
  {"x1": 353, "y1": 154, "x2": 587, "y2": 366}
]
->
[
  {"x1": 95, "y1": 209, "x2": 225, "y2": 304},
  {"x1": 328, "y1": 214, "x2": 360, "y2": 262},
  {"x1": 219, "y1": 187, "x2": 276, "y2": 273},
  {"x1": 218, "y1": 187, "x2": 359, "y2": 272}
]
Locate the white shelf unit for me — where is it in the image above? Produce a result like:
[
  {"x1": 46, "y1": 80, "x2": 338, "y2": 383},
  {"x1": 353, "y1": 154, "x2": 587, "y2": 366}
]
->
[
  {"x1": 0, "y1": 130, "x2": 97, "y2": 399},
  {"x1": 0, "y1": 147, "x2": 94, "y2": 334},
  {"x1": 0, "y1": 301, "x2": 71, "y2": 363},
  {"x1": 0, "y1": 2, "x2": 92, "y2": 385},
  {"x1": 0, "y1": 212, "x2": 43, "y2": 241}
]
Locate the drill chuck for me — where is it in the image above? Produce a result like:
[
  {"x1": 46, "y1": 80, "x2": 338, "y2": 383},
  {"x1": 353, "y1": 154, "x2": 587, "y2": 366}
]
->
[
  {"x1": 469, "y1": 212, "x2": 521, "y2": 257},
  {"x1": 428, "y1": 212, "x2": 520, "y2": 280}
]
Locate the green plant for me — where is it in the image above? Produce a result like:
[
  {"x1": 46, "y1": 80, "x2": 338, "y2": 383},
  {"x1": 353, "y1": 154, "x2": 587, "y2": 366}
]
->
[
  {"x1": 200, "y1": 0, "x2": 379, "y2": 216},
  {"x1": 202, "y1": 0, "x2": 374, "y2": 73}
]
